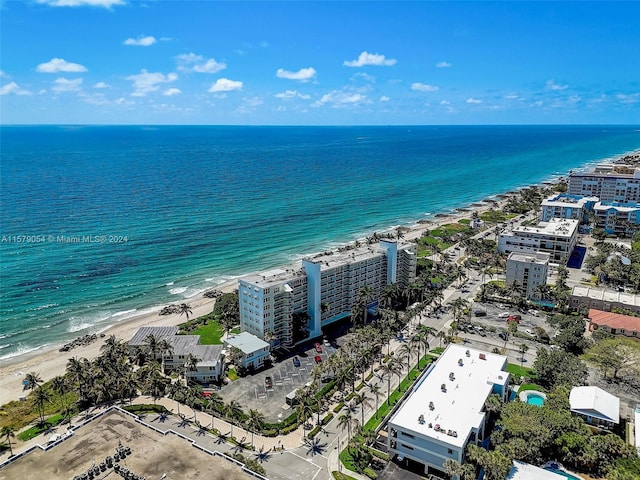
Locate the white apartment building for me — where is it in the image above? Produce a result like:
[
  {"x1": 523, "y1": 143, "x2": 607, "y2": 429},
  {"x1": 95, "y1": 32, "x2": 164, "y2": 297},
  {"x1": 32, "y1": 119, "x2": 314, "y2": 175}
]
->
[
  {"x1": 223, "y1": 332, "x2": 271, "y2": 371},
  {"x1": 539, "y1": 193, "x2": 598, "y2": 223},
  {"x1": 498, "y1": 218, "x2": 579, "y2": 265},
  {"x1": 238, "y1": 240, "x2": 417, "y2": 346},
  {"x1": 387, "y1": 345, "x2": 509, "y2": 479},
  {"x1": 505, "y1": 252, "x2": 550, "y2": 299},
  {"x1": 570, "y1": 286, "x2": 640, "y2": 314},
  {"x1": 568, "y1": 164, "x2": 640, "y2": 203}
]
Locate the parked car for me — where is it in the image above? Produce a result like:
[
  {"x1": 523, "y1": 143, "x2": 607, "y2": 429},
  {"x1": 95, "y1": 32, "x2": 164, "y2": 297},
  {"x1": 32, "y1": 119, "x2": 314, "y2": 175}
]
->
[
  {"x1": 323, "y1": 339, "x2": 331, "y2": 347},
  {"x1": 265, "y1": 376, "x2": 273, "y2": 389},
  {"x1": 507, "y1": 314, "x2": 521, "y2": 323},
  {"x1": 498, "y1": 332, "x2": 508, "y2": 341},
  {"x1": 314, "y1": 355, "x2": 322, "y2": 364},
  {"x1": 321, "y1": 375, "x2": 334, "y2": 383},
  {"x1": 474, "y1": 310, "x2": 487, "y2": 317},
  {"x1": 498, "y1": 312, "x2": 510, "y2": 318},
  {"x1": 292, "y1": 356, "x2": 301, "y2": 367},
  {"x1": 528, "y1": 309, "x2": 540, "y2": 317},
  {"x1": 314, "y1": 342, "x2": 323, "y2": 353}
]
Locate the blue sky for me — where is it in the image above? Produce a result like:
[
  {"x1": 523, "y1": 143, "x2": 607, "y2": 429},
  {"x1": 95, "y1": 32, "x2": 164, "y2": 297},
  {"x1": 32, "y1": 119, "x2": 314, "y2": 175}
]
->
[{"x1": 1, "y1": 1, "x2": 639, "y2": 125}]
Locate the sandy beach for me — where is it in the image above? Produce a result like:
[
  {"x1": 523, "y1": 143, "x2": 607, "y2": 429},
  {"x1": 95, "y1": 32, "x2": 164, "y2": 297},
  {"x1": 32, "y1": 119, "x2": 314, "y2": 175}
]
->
[{"x1": 0, "y1": 195, "x2": 517, "y2": 406}]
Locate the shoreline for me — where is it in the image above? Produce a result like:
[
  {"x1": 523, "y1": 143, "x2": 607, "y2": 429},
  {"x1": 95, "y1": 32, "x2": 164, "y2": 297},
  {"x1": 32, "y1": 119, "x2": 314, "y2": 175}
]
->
[
  {"x1": 2, "y1": 148, "x2": 638, "y2": 406},
  {"x1": 0, "y1": 190, "x2": 515, "y2": 406}
]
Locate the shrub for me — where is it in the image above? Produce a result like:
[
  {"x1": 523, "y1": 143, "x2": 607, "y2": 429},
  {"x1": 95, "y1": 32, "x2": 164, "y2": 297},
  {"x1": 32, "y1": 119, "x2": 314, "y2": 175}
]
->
[
  {"x1": 333, "y1": 402, "x2": 344, "y2": 413},
  {"x1": 322, "y1": 413, "x2": 334, "y2": 425},
  {"x1": 355, "y1": 382, "x2": 364, "y2": 391},
  {"x1": 307, "y1": 425, "x2": 321, "y2": 438},
  {"x1": 363, "y1": 467, "x2": 378, "y2": 479}
]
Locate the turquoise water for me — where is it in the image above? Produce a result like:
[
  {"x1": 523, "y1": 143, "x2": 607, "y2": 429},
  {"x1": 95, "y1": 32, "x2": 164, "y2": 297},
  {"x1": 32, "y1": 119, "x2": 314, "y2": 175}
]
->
[
  {"x1": 1, "y1": 125, "x2": 639, "y2": 362},
  {"x1": 525, "y1": 392, "x2": 545, "y2": 406},
  {"x1": 545, "y1": 468, "x2": 583, "y2": 480}
]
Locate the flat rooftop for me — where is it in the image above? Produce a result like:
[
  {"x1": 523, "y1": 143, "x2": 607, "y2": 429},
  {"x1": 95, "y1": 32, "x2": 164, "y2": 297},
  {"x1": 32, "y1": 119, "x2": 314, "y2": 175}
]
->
[
  {"x1": 507, "y1": 251, "x2": 551, "y2": 264},
  {"x1": 572, "y1": 286, "x2": 640, "y2": 307},
  {"x1": 541, "y1": 194, "x2": 598, "y2": 207},
  {"x1": 508, "y1": 218, "x2": 579, "y2": 238},
  {"x1": 0, "y1": 408, "x2": 252, "y2": 480},
  {"x1": 224, "y1": 331, "x2": 269, "y2": 354},
  {"x1": 389, "y1": 344, "x2": 508, "y2": 448}
]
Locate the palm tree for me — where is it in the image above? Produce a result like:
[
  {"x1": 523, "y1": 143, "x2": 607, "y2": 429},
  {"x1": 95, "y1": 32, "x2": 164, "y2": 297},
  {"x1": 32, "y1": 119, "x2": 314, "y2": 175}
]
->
[
  {"x1": 354, "y1": 392, "x2": 373, "y2": 426},
  {"x1": 157, "y1": 339, "x2": 174, "y2": 373},
  {"x1": 224, "y1": 400, "x2": 244, "y2": 437},
  {"x1": 179, "y1": 303, "x2": 193, "y2": 320},
  {"x1": 144, "y1": 334, "x2": 160, "y2": 361},
  {"x1": 368, "y1": 383, "x2": 383, "y2": 419},
  {"x1": 354, "y1": 285, "x2": 374, "y2": 327},
  {"x1": 168, "y1": 382, "x2": 187, "y2": 415},
  {"x1": 205, "y1": 393, "x2": 222, "y2": 429},
  {"x1": 1, "y1": 426, "x2": 15, "y2": 457},
  {"x1": 246, "y1": 409, "x2": 265, "y2": 449},
  {"x1": 66, "y1": 357, "x2": 90, "y2": 404},
  {"x1": 51, "y1": 375, "x2": 70, "y2": 420},
  {"x1": 22, "y1": 371, "x2": 42, "y2": 391},
  {"x1": 33, "y1": 386, "x2": 50, "y2": 425},
  {"x1": 378, "y1": 360, "x2": 400, "y2": 406},
  {"x1": 144, "y1": 369, "x2": 168, "y2": 405},
  {"x1": 296, "y1": 400, "x2": 314, "y2": 433},
  {"x1": 399, "y1": 343, "x2": 412, "y2": 374},
  {"x1": 519, "y1": 343, "x2": 529, "y2": 367},
  {"x1": 337, "y1": 409, "x2": 357, "y2": 445},
  {"x1": 183, "y1": 353, "x2": 200, "y2": 386}
]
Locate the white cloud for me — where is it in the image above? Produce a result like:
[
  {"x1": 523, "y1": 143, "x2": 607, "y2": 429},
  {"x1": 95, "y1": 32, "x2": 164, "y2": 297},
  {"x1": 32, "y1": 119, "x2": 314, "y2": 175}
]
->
[
  {"x1": 0, "y1": 81, "x2": 32, "y2": 96},
  {"x1": 163, "y1": 88, "x2": 181, "y2": 96},
  {"x1": 94, "y1": 81, "x2": 109, "y2": 89},
  {"x1": 177, "y1": 53, "x2": 227, "y2": 73},
  {"x1": 124, "y1": 36, "x2": 157, "y2": 47},
  {"x1": 344, "y1": 51, "x2": 396, "y2": 67},
  {"x1": 208, "y1": 78, "x2": 243, "y2": 92},
  {"x1": 36, "y1": 0, "x2": 124, "y2": 7},
  {"x1": 126, "y1": 70, "x2": 177, "y2": 96},
  {"x1": 411, "y1": 83, "x2": 439, "y2": 92},
  {"x1": 52, "y1": 77, "x2": 83, "y2": 93},
  {"x1": 616, "y1": 93, "x2": 640, "y2": 104},
  {"x1": 546, "y1": 79, "x2": 568, "y2": 91},
  {"x1": 312, "y1": 90, "x2": 370, "y2": 108},
  {"x1": 351, "y1": 72, "x2": 376, "y2": 83},
  {"x1": 276, "y1": 67, "x2": 317, "y2": 82},
  {"x1": 436, "y1": 61, "x2": 452, "y2": 68},
  {"x1": 275, "y1": 90, "x2": 311, "y2": 100},
  {"x1": 37, "y1": 58, "x2": 87, "y2": 73},
  {"x1": 0, "y1": 70, "x2": 8, "y2": 78},
  {"x1": 440, "y1": 100, "x2": 450, "y2": 105},
  {"x1": 379, "y1": 96, "x2": 390, "y2": 102},
  {"x1": 466, "y1": 98, "x2": 482, "y2": 104}
]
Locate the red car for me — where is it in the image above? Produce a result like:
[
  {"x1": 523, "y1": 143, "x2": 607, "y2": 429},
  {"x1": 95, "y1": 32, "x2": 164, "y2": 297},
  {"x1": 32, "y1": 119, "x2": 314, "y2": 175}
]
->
[
  {"x1": 314, "y1": 355, "x2": 322, "y2": 364},
  {"x1": 507, "y1": 315, "x2": 521, "y2": 324},
  {"x1": 314, "y1": 342, "x2": 323, "y2": 353}
]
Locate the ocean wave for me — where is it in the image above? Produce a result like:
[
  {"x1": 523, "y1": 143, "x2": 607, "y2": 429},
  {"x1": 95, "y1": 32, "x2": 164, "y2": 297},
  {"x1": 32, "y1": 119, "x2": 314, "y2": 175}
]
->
[
  {"x1": 169, "y1": 286, "x2": 188, "y2": 295},
  {"x1": 112, "y1": 309, "x2": 137, "y2": 317},
  {"x1": 67, "y1": 311, "x2": 112, "y2": 333},
  {"x1": 0, "y1": 344, "x2": 12, "y2": 350},
  {"x1": 25, "y1": 303, "x2": 59, "y2": 312},
  {"x1": 0, "y1": 344, "x2": 47, "y2": 361},
  {"x1": 166, "y1": 282, "x2": 174, "y2": 286}
]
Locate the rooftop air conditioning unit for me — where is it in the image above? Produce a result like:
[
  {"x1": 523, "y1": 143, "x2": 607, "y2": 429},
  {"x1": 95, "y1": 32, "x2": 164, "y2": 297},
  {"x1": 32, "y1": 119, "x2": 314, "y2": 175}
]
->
[
  {"x1": 441, "y1": 383, "x2": 447, "y2": 392},
  {"x1": 465, "y1": 350, "x2": 470, "y2": 357},
  {"x1": 479, "y1": 353, "x2": 486, "y2": 360},
  {"x1": 429, "y1": 401, "x2": 434, "y2": 410},
  {"x1": 458, "y1": 359, "x2": 464, "y2": 366}
]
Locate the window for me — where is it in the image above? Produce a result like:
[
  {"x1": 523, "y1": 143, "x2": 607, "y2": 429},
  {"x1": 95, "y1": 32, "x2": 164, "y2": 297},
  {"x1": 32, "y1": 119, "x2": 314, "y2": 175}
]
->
[
  {"x1": 401, "y1": 432, "x2": 414, "y2": 438},
  {"x1": 448, "y1": 449, "x2": 454, "y2": 455},
  {"x1": 401, "y1": 444, "x2": 414, "y2": 450}
]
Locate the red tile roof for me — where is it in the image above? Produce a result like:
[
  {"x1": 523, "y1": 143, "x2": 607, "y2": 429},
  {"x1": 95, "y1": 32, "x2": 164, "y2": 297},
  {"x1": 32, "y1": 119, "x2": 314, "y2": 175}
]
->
[{"x1": 589, "y1": 309, "x2": 640, "y2": 333}]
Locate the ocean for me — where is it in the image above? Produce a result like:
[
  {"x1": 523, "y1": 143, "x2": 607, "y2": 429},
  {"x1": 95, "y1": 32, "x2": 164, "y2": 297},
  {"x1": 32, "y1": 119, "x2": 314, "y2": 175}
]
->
[{"x1": 1, "y1": 125, "x2": 639, "y2": 362}]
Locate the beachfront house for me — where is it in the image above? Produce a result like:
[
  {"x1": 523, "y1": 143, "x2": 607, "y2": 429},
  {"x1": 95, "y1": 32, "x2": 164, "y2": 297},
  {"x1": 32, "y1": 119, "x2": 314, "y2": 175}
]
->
[
  {"x1": 128, "y1": 326, "x2": 226, "y2": 384},
  {"x1": 223, "y1": 332, "x2": 270, "y2": 371},
  {"x1": 569, "y1": 386, "x2": 620, "y2": 430},
  {"x1": 505, "y1": 251, "x2": 550, "y2": 299},
  {"x1": 497, "y1": 218, "x2": 579, "y2": 265},
  {"x1": 587, "y1": 309, "x2": 640, "y2": 339},
  {"x1": 387, "y1": 345, "x2": 509, "y2": 479},
  {"x1": 238, "y1": 240, "x2": 417, "y2": 347},
  {"x1": 570, "y1": 286, "x2": 640, "y2": 314}
]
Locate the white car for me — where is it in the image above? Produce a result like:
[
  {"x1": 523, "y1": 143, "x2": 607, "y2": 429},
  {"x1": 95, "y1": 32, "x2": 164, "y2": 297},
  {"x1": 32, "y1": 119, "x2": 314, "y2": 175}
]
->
[
  {"x1": 498, "y1": 312, "x2": 510, "y2": 318},
  {"x1": 528, "y1": 309, "x2": 540, "y2": 317}
]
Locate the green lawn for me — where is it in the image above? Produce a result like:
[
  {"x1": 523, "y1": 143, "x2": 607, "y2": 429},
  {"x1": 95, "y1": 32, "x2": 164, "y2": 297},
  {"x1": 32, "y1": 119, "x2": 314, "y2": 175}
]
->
[
  {"x1": 506, "y1": 363, "x2": 535, "y2": 379},
  {"x1": 190, "y1": 321, "x2": 225, "y2": 344},
  {"x1": 18, "y1": 414, "x2": 65, "y2": 441}
]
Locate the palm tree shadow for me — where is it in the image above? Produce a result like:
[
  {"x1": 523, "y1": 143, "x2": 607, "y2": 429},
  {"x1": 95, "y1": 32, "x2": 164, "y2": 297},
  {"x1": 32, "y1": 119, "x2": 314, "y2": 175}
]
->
[
  {"x1": 254, "y1": 446, "x2": 273, "y2": 463},
  {"x1": 176, "y1": 413, "x2": 190, "y2": 428},
  {"x1": 215, "y1": 432, "x2": 229, "y2": 444},
  {"x1": 304, "y1": 437, "x2": 328, "y2": 457},
  {"x1": 232, "y1": 438, "x2": 248, "y2": 454},
  {"x1": 154, "y1": 412, "x2": 169, "y2": 423}
]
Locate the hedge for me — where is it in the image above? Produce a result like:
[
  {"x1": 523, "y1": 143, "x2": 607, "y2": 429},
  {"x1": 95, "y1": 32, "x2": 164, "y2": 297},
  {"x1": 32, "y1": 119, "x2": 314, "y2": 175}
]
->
[
  {"x1": 363, "y1": 467, "x2": 378, "y2": 479},
  {"x1": 322, "y1": 413, "x2": 334, "y2": 425},
  {"x1": 333, "y1": 402, "x2": 344, "y2": 413}
]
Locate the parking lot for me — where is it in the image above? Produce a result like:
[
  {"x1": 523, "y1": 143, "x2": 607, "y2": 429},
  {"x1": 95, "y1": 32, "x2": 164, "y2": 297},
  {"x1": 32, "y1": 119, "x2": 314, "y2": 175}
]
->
[{"x1": 220, "y1": 339, "x2": 337, "y2": 422}]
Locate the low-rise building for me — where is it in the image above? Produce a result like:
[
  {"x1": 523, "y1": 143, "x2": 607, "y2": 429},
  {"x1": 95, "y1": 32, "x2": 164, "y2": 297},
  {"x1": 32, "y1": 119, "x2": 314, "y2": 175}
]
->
[
  {"x1": 593, "y1": 201, "x2": 640, "y2": 235},
  {"x1": 570, "y1": 286, "x2": 640, "y2": 314},
  {"x1": 498, "y1": 218, "x2": 579, "y2": 265},
  {"x1": 569, "y1": 386, "x2": 620, "y2": 429},
  {"x1": 540, "y1": 194, "x2": 598, "y2": 223},
  {"x1": 387, "y1": 345, "x2": 509, "y2": 479},
  {"x1": 128, "y1": 326, "x2": 225, "y2": 384},
  {"x1": 223, "y1": 332, "x2": 270, "y2": 371},
  {"x1": 588, "y1": 309, "x2": 640, "y2": 339},
  {"x1": 505, "y1": 251, "x2": 550, "y2": 299}
]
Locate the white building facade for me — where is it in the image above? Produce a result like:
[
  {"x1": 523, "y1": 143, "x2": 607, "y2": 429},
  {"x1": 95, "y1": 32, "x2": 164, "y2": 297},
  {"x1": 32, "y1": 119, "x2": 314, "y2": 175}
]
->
[
  {"x1": 238, "y1": 240, "x2": 417, "y2": 346},
  {"x1": 498, "y1": 218, "x2": 579, "y2": 265},
  {"x1": 387, "y1": 345, "x2": 509, "y2": 479},
  {"x1": 223, "y1": 332, "x2": 271, "y2": 371},
  {"x1": 568, "y1": 164, "x2": 640, "y2": 203},
  {"x1": 592, "y1": 201, "x2": 640, "y2": 235},
  {"x1": 505, "y1": 252, "x2": 550, "y2": 299}
]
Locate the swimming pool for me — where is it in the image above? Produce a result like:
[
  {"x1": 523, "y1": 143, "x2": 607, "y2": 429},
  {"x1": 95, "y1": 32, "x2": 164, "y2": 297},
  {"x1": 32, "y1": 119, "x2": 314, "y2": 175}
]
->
[
  {"x1": 544, "y1": 467, "x2": 583, "y2": 480},
  {"x1": 519, "y1": 390, "x2": 547, "y2": 406}
]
